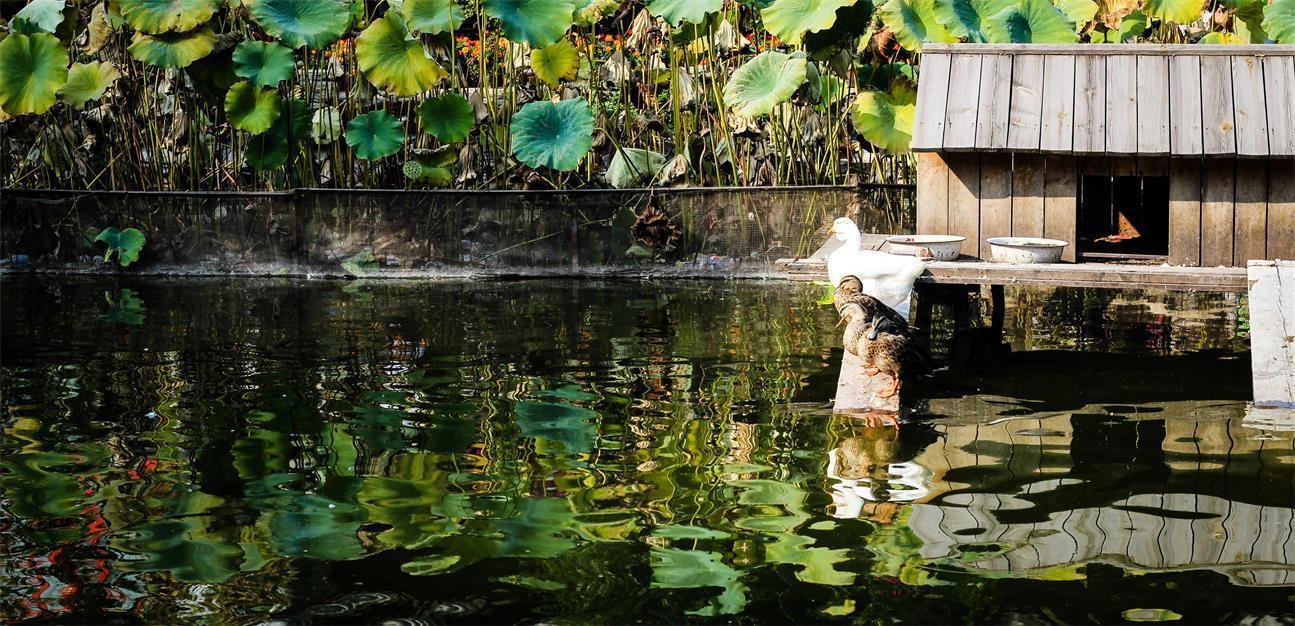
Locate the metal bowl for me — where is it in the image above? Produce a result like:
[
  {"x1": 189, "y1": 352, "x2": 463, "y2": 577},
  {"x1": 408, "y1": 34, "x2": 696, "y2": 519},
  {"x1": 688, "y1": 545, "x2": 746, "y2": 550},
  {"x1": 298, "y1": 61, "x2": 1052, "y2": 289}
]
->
[
  {"x1": 885, "y1": 235, "x2": 966, "y2": 261},
  {"x1": 985, "y1": 237, "x2": 1068, "y2": 263}
]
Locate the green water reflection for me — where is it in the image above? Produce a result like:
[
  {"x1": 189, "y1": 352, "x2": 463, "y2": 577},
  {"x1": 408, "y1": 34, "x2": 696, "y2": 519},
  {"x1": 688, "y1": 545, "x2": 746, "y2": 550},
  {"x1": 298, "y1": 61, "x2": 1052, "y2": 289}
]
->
[{"x1": 0, "y1": 278, "x2": 1290, "y2": 624}]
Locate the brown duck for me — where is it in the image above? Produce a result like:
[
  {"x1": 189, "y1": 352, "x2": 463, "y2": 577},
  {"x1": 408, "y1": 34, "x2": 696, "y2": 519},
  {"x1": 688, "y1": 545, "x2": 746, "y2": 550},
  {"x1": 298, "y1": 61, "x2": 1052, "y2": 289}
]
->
[
  {"x1": 839, "y1": 303, "x2": 923, "y2": 398},
  {"x1": 834, "y1": 276, "x2": 909, "y2": 338}
]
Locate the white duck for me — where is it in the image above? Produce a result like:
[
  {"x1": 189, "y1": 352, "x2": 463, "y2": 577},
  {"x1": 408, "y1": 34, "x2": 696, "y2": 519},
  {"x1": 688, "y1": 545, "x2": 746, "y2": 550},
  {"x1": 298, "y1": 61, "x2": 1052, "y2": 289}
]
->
[{"x1": 826, "y1": 217, "x2": 927, "y2": 320}]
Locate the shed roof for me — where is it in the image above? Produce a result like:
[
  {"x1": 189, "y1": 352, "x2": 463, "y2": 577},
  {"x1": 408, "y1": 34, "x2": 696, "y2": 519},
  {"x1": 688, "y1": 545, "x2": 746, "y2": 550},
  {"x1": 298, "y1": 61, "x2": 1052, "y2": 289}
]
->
[{"x1": 911, "y1": 44, "x2": 1295, "y2": 157}]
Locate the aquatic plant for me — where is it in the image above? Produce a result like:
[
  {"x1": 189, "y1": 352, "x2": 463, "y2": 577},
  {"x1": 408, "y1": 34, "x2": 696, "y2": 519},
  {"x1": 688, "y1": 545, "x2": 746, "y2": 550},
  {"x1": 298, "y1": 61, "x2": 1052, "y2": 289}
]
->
[{"x1": 94, "y1": 226, "x2": 146, "y2": 266}]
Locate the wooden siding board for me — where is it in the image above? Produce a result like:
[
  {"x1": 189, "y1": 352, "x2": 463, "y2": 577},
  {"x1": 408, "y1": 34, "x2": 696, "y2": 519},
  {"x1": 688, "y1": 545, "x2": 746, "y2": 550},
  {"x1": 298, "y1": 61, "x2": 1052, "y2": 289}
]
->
[
  {"x1": 1169, "y1": 55, "x2": 1204, "y2": 155},
  {"x1": 1231, "y1": 56, "x2": 1269, "y2": 157},
  {"x1": 1074, "y1": 55, "x2": 1106, "y2": 153},
  {"x1": 1234, "y1": 164, "x2": 1268, "y2": 264},
  {"x1": 944, "y1": 54, "x2": 983, "y2": 149},
  {"x1": 1169, "y1": 159, "x2": 1202, "y2": 266},
  {"x1": 1201, "y1": 56, "x2": 1237, "y2": 155},
  {"x1": 1105, "y1": 56, "x2": 1139, "y2": 154},
  {"x1": 980, "y1": 156, "x2": 1014, "y2": 259},
  {"x1": 1012, "y1": 154, "x2": 1047, "y2": 238},
  {"x1": 1043, "y1": 155, "x2": 1078, "y2": 262},
  {"x1": 947, "y1": 154, "x2": 982, "y2": 257},
  {"x1": 913, "y1": 52, "x2": 953, "y2": 151},
  {"x1": 920, "y1": 43, "x2": 1295, "y2": 56},
  {"x1": 1268, "y1": 159, "x2": 1295, "y2": 260},
  {"x1": 917, "y1": 153, "x2": 950, "y2": 235},
  {"x1": 976, "y1": 55, "x2": 1014, "y2": 150},
  {"x1": 1039, "y1": 55, "x2": 1076, "y2": 153},
  {"x1": 1008, "y1": 55, "x2": 1046, "y2": 151},
  {"x1": 1137, "y1": 56, "x2": 1171, "y2": 154},
  {"x1": 1262, "y1": 56, "x2": 1295, "y2": 156},
  {"x1": 1201, "y1": 160, "x2": 1236, "y2": 266}
]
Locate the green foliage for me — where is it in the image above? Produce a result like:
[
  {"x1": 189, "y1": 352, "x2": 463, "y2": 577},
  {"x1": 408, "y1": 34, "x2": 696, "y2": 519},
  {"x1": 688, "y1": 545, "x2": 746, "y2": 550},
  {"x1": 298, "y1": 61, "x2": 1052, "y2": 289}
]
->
[
  {"x1": 417, "y1": 93, "x2": 475, "y2": 143},
  {"x1": 647, "y1": 0, "x2": 725, "y2": 26},
  {"x1": 102, "y1": 289, "x2": 147, "y2": 325},
  {"x1": 116, "y1": 0, "x2": 221, "y2": 34},
  {"x1": 59, "y1": 62, "x2": 121, "y2": 109},
  {"x1": 403, "y1": 148, "x2": 457, "y2": 187},
  {"x1": 986, "y1": 0, "x2": 1078, "y2": 42},
  {"x1": 356, "y1": 12, "x2": 447, "y2": 96},
  {"x1": 94, "y1": 227, "x2": 147, "y2": 266},
  {"x1": 232, "y1": 41, "x2": 296, "y2": 88},
  {"x1": 482, "y1": 0, "x2": 577, "y2": 47},
  {"x1": 933, "y1": 0, "x2": 1012, "y2": 42},
  {"x1": 1143, "y1": 0, "x2": 1206, "y2": 23},
  {"x1": 851, "y1": 82, "x2": 916, "y2": 153},
  {"x1": 247, "y1": 0, "x2": 352, "y2": 49},
  {"x1": 402, "y1": 0, "x2": 466, "y2": 34},
  {"x1": 606, "y1": 148, "x2": 668, "y2": 188},
  {"x1": 723, "y1": 51, "x2": 808, "y2": 118},
  {"x1": 0, "y1": 33, "x2": 69, "y2": 116},
  {"x1": 762, "y1": 0, "x2": 859, "y2": 43},
  {"x1": 1052, "y1": 0, "x2": 1097, "y2": 27},
  {"x1": 340, "y1": 249, "x2": 379, "y2": 275},
  {"x1": 128, "y1": 28, "x2": 217, "y2": 68},
  {"x1": 531, "y1": 40, "x2": 581, "y2": 88},
  {"x1": 224, "y1": 81, "x2": 281, "y2": 134},
  {"x1": 878, "y1": 0, "x2": 956, "y2": 51},
  {"x1": 12, "y1": 0, "x2": 69, "y2": 34},
  {"x1": 509, "y1": 98, "x2": 595, "y2": 171},
  {"x1": 312, "y1": 107, "x2": 344, "y2": 143},
  {"x1": 1264, "y1": 0, "x2": 1295, "y2": 42},
  {"x1": 346, "y1": 109, "x2": 405, "y2": 160}
]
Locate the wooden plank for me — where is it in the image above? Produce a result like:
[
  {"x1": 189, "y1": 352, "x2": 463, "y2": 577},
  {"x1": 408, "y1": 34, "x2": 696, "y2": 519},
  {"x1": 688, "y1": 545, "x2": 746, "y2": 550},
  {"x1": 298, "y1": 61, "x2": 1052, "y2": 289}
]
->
[
  {"x1": 976, "y1": 55, "x2": 1013, "y2": 150},
  {"x1": 913, "y1": 52, "x2": 953, "y2": 151},
  {"x1": 1231, "y1": 56, "x2": 1269, "y2": 157},
  {"x1": 1169, "y1": 55, "x2": 1204, "y2": 155},
  {"x1": 834, "y1": 349, "x2": 900, "y2": 414},
  {"x1": 1248, "y1": 260, "x2": 1295, "y2": 407},
  {"x1": 1201, "y1": 159, "x2": 1235, "y2": 266},
  {"x1": 1267, "y1": 159, "x2": 1295, "y2": 260},
  {"x1": 1136, "y1": 55, "x2": 1171, "y2": 154},
  {"x1": 1105, "y1": 56, "x2": 1139, "y2": 154},
  {"x1": 1262, "y1": 56, "x2": 1295, "y2": 156},
  {"x1": 1073, "y1": 55, "x2": 1106, "y2": 153},
  {"x1": 1039, "y1": 55, "x2": 1076, "y2": 152},
  {"x1": 1043, "y1": 155, "x2": 1077, "y2": 262},
  {"x1": 920, "y1": 43, "x2": 1295, "y2": 56},
  {"x1": 1201, "y1": 56, "x2": 1236, "y2": 155},
  {"x1": 980, "y1": 156, "x2": 1013, "y2": 259},
  {"x1": 916, "y1": 153, "x2": 950, "y2": 235},
  {"x1": 943, "y1": 54, "x2": 983, "y2": 149},
  {"x1": 1233, "y1": 164, "x2": 1267, "y2": 265},
  {"x1": 1008, "y1": 54, "x2": 1046, "y2": 151},
  {"x1": 947, "y1": 153, "x2": 982, "y2": 257},
  {"x1": 1012, "y1": 154, "x2": 1046, "y2": 238},
  {"x1": 1168, "y1": 159, "x2": 1202, "y2": 266},
  {"x1": 774, "y1": 259, "x2": 1249, "y2": 291}
]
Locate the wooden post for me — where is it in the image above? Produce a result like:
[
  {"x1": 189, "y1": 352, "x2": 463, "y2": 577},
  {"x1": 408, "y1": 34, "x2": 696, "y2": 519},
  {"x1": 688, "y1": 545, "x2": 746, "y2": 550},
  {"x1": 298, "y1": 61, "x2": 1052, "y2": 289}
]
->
[
  {"x1": 1248, "y1": 260, "x2": 1295, "y2": 408},
  {"x1": 834, "y1": 350, "x2": 900, "y2": 414}
]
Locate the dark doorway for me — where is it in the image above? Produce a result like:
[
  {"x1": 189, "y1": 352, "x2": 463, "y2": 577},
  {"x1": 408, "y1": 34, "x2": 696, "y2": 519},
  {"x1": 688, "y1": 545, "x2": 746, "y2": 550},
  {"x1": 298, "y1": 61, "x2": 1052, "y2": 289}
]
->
[{"x1": 1078, "y1": 175, "x2": 1170, "y2": 260}]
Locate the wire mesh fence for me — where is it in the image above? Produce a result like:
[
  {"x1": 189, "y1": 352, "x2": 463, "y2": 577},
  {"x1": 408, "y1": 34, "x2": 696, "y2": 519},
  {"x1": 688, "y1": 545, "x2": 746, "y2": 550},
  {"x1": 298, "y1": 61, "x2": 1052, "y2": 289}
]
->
[{"x1": 1, "y1": 185, "x2": 914, "y2": 276}]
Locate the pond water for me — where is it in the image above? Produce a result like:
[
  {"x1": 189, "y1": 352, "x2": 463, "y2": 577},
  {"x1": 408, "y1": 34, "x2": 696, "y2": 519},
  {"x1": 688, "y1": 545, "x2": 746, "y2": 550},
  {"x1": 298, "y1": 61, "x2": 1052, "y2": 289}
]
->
[{"x1": 1, "y1": 277, "x2": 1291, "y2": 625}]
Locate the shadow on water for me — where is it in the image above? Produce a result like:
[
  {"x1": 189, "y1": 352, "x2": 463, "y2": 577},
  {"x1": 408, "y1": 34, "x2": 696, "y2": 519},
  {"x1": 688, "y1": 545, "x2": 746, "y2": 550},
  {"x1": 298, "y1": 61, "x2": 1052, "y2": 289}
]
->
[{"x1": 0, "y1": 277, "x2": 1290, "y2": 625}]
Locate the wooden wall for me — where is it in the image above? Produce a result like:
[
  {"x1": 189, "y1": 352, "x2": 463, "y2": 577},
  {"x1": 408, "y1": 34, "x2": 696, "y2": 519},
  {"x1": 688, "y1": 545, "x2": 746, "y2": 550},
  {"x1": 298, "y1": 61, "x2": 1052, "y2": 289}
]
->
[{"x1": 916, "y1": 153, "x2": 1295, "y2": 266}]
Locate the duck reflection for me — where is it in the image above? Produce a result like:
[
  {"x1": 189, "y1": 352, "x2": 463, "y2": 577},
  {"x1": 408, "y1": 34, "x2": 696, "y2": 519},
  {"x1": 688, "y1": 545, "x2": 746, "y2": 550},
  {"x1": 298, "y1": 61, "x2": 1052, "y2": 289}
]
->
[{"x1": 824, "y1": 414, "x2": 940, "y2": 522}]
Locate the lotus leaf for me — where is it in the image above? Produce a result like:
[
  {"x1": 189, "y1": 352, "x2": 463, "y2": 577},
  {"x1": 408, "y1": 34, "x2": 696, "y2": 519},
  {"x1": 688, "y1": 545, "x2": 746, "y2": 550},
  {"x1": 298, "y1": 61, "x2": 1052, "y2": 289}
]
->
[
  {"x1": 116, "y1": 0, "x2": 220, "y2": 33},
  {"x1": 531, "y1": 40, "x2": 580, "y2": 88},
  {"x1": 247, "y1": 0, "x2": 352, "y2": 49},
  {"x1": 606, "y1": 148, "x2": 668, "y2": 188},
  {"x1": 95, "y1": 227, "x2": 147, "y2": 267},
  {"x1": 1225, "y1": 0, "x2": 1267, "y2": 41},
  {"x1": 647, "y1": 0, "x2": 724, "y2": 25},
  {"x1": 574, "y1": 0, "x2": 620, "y2": 26},
  {"x1": 722, "y1": 51, "x2": 809, "y2": 118},
  {"x1": 356, "y1": 12, "x2": 447, "y2": 96},
  {"x1": 225, "y1": 81, "x2": 281, "y2": 134},
  {"x1": 87, "y1": 3, "x2": 114, "y2": 54},
  {"x1": 509, "y1": 98, "x2": 594, "y2": 171},
  {"x1": 1198, "y1": 31, "x2": 1246, "y2": 42},
  {"x1": 59, "y1": 62, "x2": 121, "y2": 109},
  {"x1": 800, "y1": 1, "x2": 876, "y2": 52},
  {"x1": 312, "y1": 106, "x2": 344, "y2": 143},
  {"x1": 272, "y1": 98, "x2": 311, "y2": 139},
  {"x1": 245, "y1": 132, "x2": 289, "y2": 169},
  {"x1": 1053, "y1": 0, "x2": 1097, "y2": 27},
  {"x1": 402, "y1": 0, "x2": 465, "y2": 34},
  {"x1": 233, "y1": 41, "x2": 295, "y2": 88},
  {"x1": 128, "y1": 28, "x2": 217, "y2": 67},
  {"x1": 0, "y1": 33, "x2": 68, "y2": 116},
  {"x1": 403, "y1": 147, "x2": 457, "y2": 186},
  {"x1": 346, "y1": 109, "x2": 405, "y2": 160},
  {"x1": 482, "y1": 0, "x2": 577, "y2": 47},
  {"x1": 1142, "y1": 0, "x2": 1205, "y2": 23},
  {"x1": 1264, "y1": 0, "x2": 1295, "y2": 42},
  {"x1": 850, "y1": 83, "x2": 915, "y2": 153},
  {"x1": 417, "y1": 93, "x2": 475, "y2": 142},
  {"x1": 985, "y1": 0, "x2": 1078, "y2": 42},
  {"x1": 934, "y1": 0, "x2": 1013, "y2": 41},
  {"x1": 1117, "y1": 10, "x2": 1147, "y2": 40},
  {"x1": 877, "y1": 0, "x2": 956, "y2": 50},
  {"x1": 13, "y1": 0, "x2": 67, "y2": 34},
  {"x1": 762, "y1": 0, "x2": 858, "y2": 43}
]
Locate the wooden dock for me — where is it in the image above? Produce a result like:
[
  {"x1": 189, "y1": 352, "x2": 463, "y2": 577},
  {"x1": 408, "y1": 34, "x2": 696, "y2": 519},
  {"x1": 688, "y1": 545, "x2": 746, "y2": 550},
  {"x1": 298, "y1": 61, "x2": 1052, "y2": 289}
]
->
[
  {"x1": 1248, "y1": 260, "x2": 1294, "y2": 408},
  {"x1": 777, "y1": 257, "x2": 1249, "y2": 292}
]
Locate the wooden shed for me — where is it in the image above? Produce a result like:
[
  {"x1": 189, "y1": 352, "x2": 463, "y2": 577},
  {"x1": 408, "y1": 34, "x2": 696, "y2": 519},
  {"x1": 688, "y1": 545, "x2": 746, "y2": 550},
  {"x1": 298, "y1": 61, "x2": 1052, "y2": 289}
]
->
[{"x1": 912, "y1": 44, "x2": 1295, "y2": 266}]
